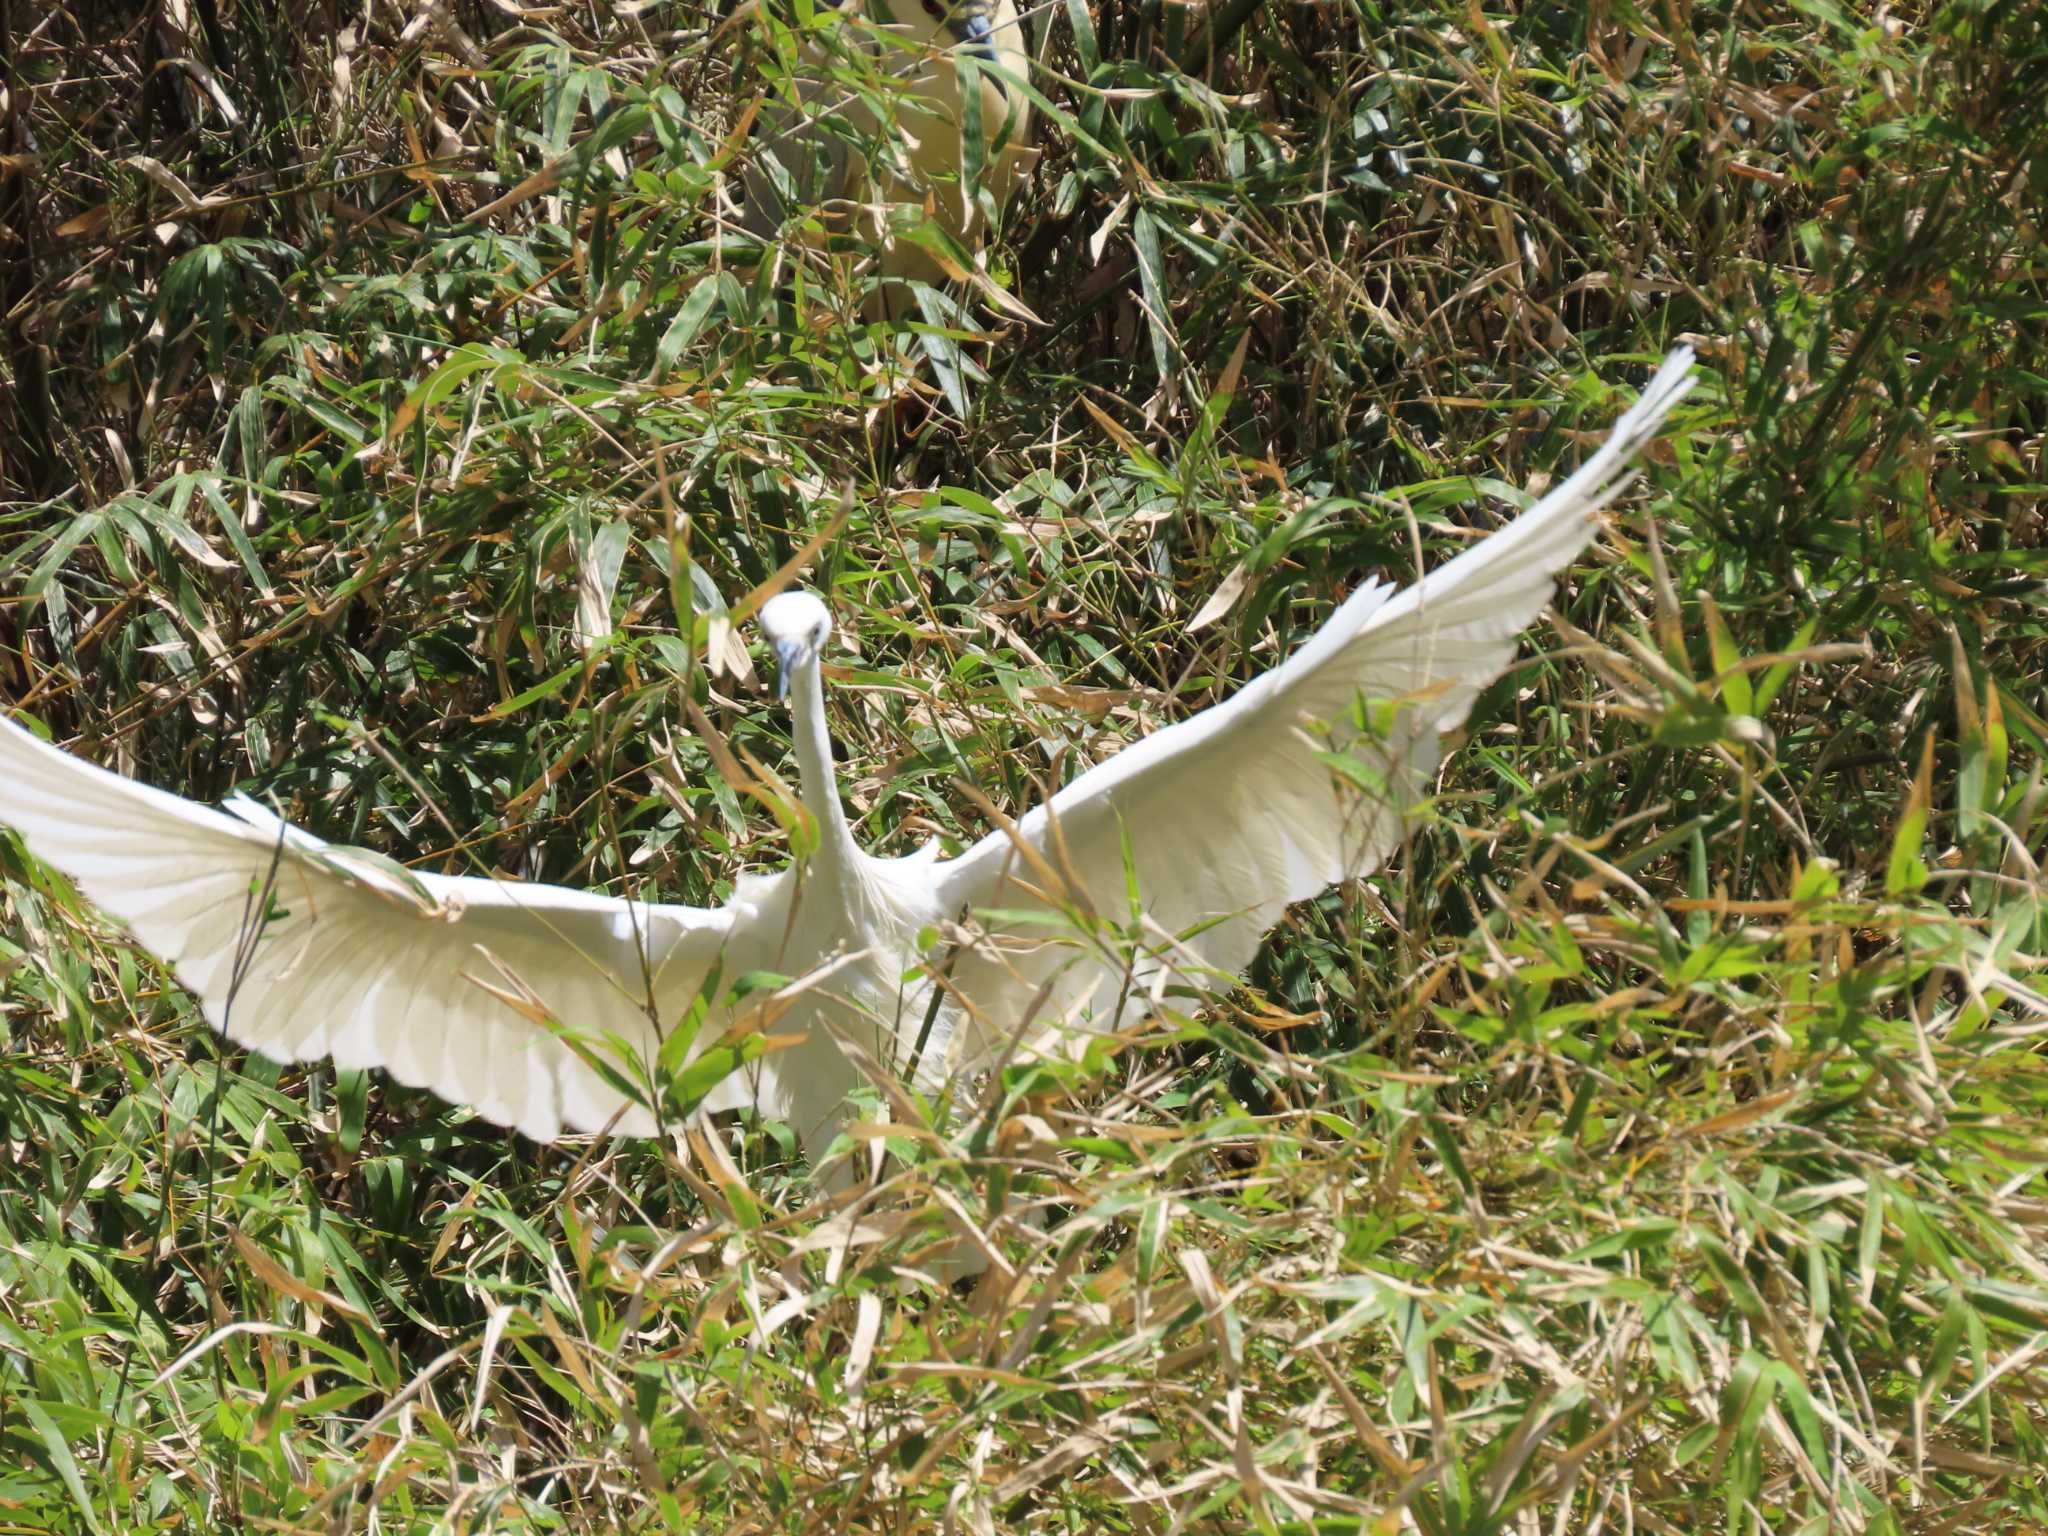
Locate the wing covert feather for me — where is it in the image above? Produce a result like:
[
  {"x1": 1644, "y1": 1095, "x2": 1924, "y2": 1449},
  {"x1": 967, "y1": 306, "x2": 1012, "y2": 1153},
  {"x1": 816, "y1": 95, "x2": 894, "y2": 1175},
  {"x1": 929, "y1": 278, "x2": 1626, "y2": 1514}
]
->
[{"x1": 0, "y1": 715, "x2": 764, "y2": 1140}]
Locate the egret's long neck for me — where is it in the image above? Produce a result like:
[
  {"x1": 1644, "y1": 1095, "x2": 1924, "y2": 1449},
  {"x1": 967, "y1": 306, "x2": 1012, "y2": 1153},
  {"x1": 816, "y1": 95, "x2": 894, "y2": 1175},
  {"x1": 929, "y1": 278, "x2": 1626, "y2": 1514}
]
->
[{"x1": 788, "y1": 657, "x2": 860, "y2": 882}]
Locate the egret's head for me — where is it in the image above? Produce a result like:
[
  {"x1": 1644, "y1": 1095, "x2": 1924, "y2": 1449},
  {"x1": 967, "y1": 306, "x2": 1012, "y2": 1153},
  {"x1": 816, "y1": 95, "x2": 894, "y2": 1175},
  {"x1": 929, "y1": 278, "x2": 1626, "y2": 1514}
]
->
[
  {"x1": 884, "y1": 0, "x2": 1003, "y2": 60},
  {"x1": 759, "y1": 590, "x2": 834, "y2": 700}
]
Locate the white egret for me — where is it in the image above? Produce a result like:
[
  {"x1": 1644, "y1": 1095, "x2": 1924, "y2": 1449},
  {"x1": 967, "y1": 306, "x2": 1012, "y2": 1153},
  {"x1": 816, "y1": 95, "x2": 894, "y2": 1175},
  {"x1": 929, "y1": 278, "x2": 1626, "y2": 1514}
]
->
[
  {"x1": 737, "y1": 0, "x2": 1035, "y2": 295},
  {"x1": 0, "y1": 349, "x2": 1694, "y2": 1178}
]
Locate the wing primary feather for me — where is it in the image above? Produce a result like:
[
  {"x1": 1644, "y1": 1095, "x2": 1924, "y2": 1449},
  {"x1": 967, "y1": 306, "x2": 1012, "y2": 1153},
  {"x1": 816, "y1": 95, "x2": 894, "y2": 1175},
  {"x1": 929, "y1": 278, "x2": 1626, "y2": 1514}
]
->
[{"x1": 934, "y1": 348, "x2": 1696, "y2": 1063}]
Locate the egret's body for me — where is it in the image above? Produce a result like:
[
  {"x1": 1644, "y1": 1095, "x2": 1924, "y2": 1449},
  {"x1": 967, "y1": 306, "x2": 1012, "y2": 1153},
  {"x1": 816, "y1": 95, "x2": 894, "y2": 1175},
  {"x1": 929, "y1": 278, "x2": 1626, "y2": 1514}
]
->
[
  {"x1": 0, "y1": 351, "x2": 1695, "y2": 1175},
  {"x1": 740, "y1": 0, "x2": 1034, "y2": 296}
]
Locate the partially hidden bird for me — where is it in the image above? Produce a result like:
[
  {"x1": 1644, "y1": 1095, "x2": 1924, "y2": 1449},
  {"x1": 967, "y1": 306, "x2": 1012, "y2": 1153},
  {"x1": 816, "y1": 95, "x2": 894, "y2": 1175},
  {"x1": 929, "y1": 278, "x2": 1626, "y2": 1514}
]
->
[
  {"x1": 0, "y1": 349, "x2": 1695, "y2": 1178},
  {"x1": 736, "y1": 0, "x2": 1035, "y2": 296}
]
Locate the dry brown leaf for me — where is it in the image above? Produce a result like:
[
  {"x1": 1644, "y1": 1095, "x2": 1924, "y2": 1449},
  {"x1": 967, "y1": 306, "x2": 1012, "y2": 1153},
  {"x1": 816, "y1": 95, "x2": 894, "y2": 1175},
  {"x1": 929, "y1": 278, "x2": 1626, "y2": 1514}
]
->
[
  {"x1": 231, "y1": 1228, "x2": 370, "y2": 1321},
  {"x1": 1187, "y1": 559, "x2": 1249, "y2": 633},
  {"x1": 55, "y1": 205, "x2": 111, "y2": 240}
]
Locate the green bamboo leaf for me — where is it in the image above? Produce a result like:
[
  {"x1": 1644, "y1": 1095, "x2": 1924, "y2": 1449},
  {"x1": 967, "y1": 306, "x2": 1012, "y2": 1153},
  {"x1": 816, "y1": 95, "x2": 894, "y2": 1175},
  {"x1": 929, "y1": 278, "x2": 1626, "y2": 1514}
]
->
[
  {"x1": 910, "y1": 283, "x2": 972, "y2": 417},
  {"x1": 668, "y1": 1031, "x2": 769, "y2": 1114},
  {"x1": 1130, "y1": 208, "x2": 1179, "y2": 388},
  {"x1": 1695, "y1": 1234, "x2": 1766, "y2": 1322},
  {"x1": 20, "y1": 1400, "x2": 103, "y2": 1536},
  {"x1": 1886, "y1": 732, "x2": 1934, "y2": 896},
  {"x1": 655, "y1": 279, "x2": 723, "y2": 378},
  {"x1": 21, "y1": 513, "x2": 103, "y2": 604},
  {"x1": 1700, "y1": 594, "x2": 1752, "y2": 715},
  {"x1": 1062, "y1": 0, "x2": 1099, "y2": 71},
  {"x1": 336, "y1": 1068, "x2": 369, "y2": 1154}
]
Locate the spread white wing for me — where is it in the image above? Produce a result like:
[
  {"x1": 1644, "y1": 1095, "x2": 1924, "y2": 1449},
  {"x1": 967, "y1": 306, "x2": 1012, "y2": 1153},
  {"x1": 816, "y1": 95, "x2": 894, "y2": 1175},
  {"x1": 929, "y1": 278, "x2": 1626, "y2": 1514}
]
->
[
  {"x1": 0, "y1": 717, "x2": 778, "y2": 1141},
  {"x1": 934, "y1": 348, "x2": 1697, "y2": 1061},
  {"x1": 1, "y1": 349, "x2": 1695, "y2": 1141}
]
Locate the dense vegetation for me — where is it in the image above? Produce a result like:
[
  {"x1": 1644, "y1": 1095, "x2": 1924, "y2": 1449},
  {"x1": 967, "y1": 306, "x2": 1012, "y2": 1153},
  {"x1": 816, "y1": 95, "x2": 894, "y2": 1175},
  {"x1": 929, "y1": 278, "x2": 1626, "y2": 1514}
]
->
[{"x1": 2, "y1": 0, "x2": 2046, "y2": 1529}]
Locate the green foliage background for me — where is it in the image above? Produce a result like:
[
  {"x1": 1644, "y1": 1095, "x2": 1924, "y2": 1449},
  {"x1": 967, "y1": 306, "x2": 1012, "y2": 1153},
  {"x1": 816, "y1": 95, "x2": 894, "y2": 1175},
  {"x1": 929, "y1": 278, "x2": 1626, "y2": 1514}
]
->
[{"x1": 1, "y1": 0, "x2": 2046, "y2": 1529}]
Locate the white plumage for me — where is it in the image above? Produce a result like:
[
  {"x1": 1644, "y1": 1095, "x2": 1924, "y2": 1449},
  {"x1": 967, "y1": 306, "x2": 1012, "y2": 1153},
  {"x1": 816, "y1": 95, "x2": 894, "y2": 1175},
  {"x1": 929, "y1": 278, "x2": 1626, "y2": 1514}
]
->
[{"x1": 0, "y1": 349, "x2": 1694, "y2": 1176}]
